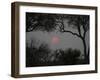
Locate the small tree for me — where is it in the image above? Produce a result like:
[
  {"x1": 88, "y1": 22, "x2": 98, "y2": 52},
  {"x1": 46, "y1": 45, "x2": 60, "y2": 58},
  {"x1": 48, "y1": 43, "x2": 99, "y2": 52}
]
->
[{"x1": 57, "y1": 15, "x2": 89, "y2": 63}]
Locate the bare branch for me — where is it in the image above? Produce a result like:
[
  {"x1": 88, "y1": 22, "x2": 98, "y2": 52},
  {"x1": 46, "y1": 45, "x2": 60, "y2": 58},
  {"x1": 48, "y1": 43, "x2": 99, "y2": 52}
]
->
[
  {"x1": 59, "y1": 19, "x2": 81, "y2": 38},
  {"x1": 62, "y1": 30, "x2": 81, "y2": 38},
  {"x1": 77, "y1": 24, "x2": 81, "y2": 36}
]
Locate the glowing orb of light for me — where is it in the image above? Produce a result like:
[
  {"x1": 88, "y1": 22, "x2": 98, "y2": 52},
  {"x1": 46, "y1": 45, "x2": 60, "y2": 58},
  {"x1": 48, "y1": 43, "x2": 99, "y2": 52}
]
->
[{"x1": 51, "y1": 36, "x2": 60, "y2": 44}]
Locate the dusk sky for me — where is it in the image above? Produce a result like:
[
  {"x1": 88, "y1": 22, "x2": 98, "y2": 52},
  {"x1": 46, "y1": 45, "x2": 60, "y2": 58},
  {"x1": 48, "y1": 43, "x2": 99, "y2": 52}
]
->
[{"x1": 26, "y1": 27, "x2": 89, "y2": 56}]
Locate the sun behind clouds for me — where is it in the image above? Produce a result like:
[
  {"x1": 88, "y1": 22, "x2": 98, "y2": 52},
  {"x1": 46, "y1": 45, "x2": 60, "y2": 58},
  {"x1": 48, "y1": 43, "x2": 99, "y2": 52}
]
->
[{"x1": 51, "y1": 36, "x2": 60, "y2": 44}]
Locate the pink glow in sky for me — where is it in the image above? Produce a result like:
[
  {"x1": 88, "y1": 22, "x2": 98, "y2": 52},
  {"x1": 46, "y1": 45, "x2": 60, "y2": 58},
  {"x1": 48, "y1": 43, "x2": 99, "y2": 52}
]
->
[{"x1": 51, "y1": 36, "x2": 60, "y2": 44}]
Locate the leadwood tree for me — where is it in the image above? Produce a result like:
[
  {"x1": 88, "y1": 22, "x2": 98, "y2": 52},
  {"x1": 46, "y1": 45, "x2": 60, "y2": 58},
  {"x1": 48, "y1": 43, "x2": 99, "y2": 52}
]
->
[{"x1": 57, "y1": 15, "x2": 89, "y2": 63}]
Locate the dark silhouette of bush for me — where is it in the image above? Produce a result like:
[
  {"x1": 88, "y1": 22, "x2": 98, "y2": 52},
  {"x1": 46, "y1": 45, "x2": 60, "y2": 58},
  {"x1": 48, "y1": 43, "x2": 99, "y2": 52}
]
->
[
  {"x1": 35, "y1": 43, "x2": 51, "y2": 63},
  {"x1": 26, "y1": 43, "x2": 86, "y2": 67},
  {"x1": 46, "y1": 48, "x2": 82, "y2": 65},
  {"x1": 57, "y1": 48, "x2": 81, "y2": 65},
  {"x1": 26, "y1": 46, "x2": 38, "y2": 67},
  {"x1": 26, "y1": 42, "x2": 51, "y2": 67}
]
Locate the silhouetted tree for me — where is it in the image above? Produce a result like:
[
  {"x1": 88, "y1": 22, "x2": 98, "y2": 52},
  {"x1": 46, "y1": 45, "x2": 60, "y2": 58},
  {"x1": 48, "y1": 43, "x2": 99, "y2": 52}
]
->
[{"x1": 57, "y1": 15, "x2": 89, "y2": 63}]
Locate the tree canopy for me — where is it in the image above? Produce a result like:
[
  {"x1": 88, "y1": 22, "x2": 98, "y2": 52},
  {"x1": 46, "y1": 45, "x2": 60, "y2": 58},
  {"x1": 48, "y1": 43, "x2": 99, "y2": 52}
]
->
[{"x1": 26, "y1": 13, "x2": 57, "y2": 32}]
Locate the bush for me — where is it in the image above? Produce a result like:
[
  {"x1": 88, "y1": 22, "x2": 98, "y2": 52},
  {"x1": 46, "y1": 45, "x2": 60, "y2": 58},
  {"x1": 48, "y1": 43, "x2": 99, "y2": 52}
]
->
[{"x1": 59, "y1": 48, "x2": 81, "y2": 65}]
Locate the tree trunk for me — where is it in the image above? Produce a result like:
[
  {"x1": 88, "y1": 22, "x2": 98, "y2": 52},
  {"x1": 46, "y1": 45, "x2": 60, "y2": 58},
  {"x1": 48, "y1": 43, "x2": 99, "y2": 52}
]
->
[{"x1": 81, "y1": 38, "x2": 88, "y2": 63}]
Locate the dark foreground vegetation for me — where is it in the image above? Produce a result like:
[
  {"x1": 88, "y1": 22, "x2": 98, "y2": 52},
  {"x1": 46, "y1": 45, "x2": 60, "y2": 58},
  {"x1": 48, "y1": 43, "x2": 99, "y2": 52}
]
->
[{"x1": 26, "y1": 43, "x2": 89, "y2": 67}]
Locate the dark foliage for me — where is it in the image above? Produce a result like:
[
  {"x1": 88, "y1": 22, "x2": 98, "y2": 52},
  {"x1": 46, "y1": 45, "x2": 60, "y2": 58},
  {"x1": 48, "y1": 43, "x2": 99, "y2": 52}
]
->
[
  {"x1": 58, "y1": 48, "x2": 82, "y2": 65},
  {"x1": 26, "y1": 42, "x2": 87, "y2": 67},
  {"x1": 66, "y1": 15, "x2": 89, "y2": 30},
  {"x1": 26, "y1": 43, "x2": 51, "y2": 67},
  {"x1": 26, "y1": 13, "x2": 57, "y2": 32}
]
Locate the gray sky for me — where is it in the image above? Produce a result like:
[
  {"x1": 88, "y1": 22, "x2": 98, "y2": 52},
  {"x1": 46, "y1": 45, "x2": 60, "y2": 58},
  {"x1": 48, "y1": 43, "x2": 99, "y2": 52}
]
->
[
  {"x1": 26, "y1": 28, "x2": 89, "y2": 56},
  {"x1": 26, "y1": 16, "x2": 90, "y2": 56}
]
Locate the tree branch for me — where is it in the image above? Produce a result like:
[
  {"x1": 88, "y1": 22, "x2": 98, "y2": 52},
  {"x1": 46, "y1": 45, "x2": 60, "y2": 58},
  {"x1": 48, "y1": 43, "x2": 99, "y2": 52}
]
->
[
  {"x1": 77, "y1": 24, "x2": 81, "y2": 36},
  {"x1": 82, "y1": 25, "x2": 87, "y2": 38},
  {"x1": 62, "y1": 30, "x2": 81, "y2": 38},
  {"x1": 59, "y1": 19, "x2": 81, "y2": 38}
]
